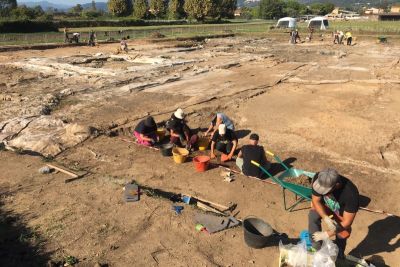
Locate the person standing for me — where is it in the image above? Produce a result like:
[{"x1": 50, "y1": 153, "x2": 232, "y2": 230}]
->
[
  {"x1": 290, "y1": 30, "x2": 297, "y2": 44},
  {"x1": 308, "y1": 26, "x2": 314, "y2": 42},
  {"x1": 64, "y1": 27, "x2": 69, "y2": 43},
  {"x1": 88, "y1": 30, "x2": 96, "y2": 46},
  {"x1": 120, "y1": 38, "x2": 128, "y2": 52},
  {"x1": 210, "y1": 124, "x2": 238, "y2": 161},
  {"x1": 333, "y1": 31, "x2": 339, "y2": 44},
  {"x1": 338, "y1": 31, "x2": 344, "y2": 45},
  {"x1": 236, "y1": 133, "x2": 270, "y2": 178},
  {"x1": 309, "y1": 168, "x2": 359, "y2": 259}
]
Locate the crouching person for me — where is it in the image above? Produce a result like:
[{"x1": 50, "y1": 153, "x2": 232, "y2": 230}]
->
[
  {"x1": 167, "y1": 108, "x2": 198, "y2": 150},
  {"x1": 236, "y1": 133, "x2": 270, "y2": 178},
  {"x1": 309, "y1": 169, "x2": 359, "y2": 259},
  {"x1": 210, "y1": 124, "x2": 238, "y2": 161},
  {"x1": 134, "y1": 116, "x2": 158, "y2": 146}
]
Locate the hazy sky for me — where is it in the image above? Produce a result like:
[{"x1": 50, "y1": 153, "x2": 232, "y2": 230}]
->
[{"x1": 20, "y1": 0, "x2": 107, "y2": 4}]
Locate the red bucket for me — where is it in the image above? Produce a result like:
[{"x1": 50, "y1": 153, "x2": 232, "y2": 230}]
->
[{"x1": 193, "y1": 156, "x2": 211, "y2": 172}]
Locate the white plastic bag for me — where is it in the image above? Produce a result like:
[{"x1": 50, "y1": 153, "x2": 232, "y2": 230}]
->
[
  {"x1": 312, "y1": 239, "x2": 339, "y2": 267},
  {"x1": 279, "y1": 240, "x2": 308, "y2": 267}
]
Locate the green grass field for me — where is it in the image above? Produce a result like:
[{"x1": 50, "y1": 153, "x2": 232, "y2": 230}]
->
[{"x1": 0, "y1": 20, "x2": 399, "y2": 46}]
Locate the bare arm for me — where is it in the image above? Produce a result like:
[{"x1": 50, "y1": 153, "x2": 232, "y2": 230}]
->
[
  {"x1": 228, "y1": 140, "x2": 238, "y2": 159},
  {"x1": 210, "y1": 141, "x2": 216, "y2": 158},
  {"x1": 205, "y1": 123, "x2": 213, "y2": 136},
  {"x1": 140, "y1": 133, "x2": 154, "y2": 142},
  {"x1": 312, "y1": 195, "x2": 329, "y2": 219},
  {"x1": 312, "y1": 195, "x2": 337, "y2": 237},
  {"x1": 237, "y1": 150, "x2": 243, "y2": 158},
  {"x1": 170, "y1": 129, "x2": 180, "y2": 138},
  {"x1": 339, "y1": 211, "x2": 356, "y2": 229}
]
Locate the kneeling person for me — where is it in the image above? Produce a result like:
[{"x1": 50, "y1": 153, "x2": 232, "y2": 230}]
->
[
  {"x1": 236, "y1": 133, "x2": 270, "y2": 178},
  {"x1": 309, "y1": 169, "x2": 359, "y2": 259},
  {"x1": 210, "y1": 124, "x2": 238, "y2": 160},
  {"x1": 134, "y1": 116, "x2": 158, "y2": 146}
]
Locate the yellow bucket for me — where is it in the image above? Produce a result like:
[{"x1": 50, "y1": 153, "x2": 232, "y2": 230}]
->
[
  {"x1": 198, "y1": 137, "x2": 210, "y2": 151},
  {"x1": 172, "y1": 147, "x2": 189, "y2": 164},
  {"x1": 156, "y1": 128, "x2": 166, "y2": 140}
]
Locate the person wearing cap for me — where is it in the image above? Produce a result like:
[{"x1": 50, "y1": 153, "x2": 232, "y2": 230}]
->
[
  {"x1": 134, "y1": 116, "x2": 158, "y2": 146},
  {"x1": 204, "y1": 112, "x2": 235, "y2": 138},
  {"x1": 309, "y1": 168, "x2": 359, "y2": 259},
  {"x1": 210, "y1": 124, "x2": 238, "y2": 160},
  {"x1": 166, "y1": 108, "x2": 198, "y2": 149},
  {"x1": 236, "y1": 133, "x2": 270, "y2": 178}
]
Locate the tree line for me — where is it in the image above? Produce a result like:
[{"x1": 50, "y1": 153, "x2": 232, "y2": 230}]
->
[
  {"x1": 108, "y1": 0, "x2": 237, "y2": 20},
  {"x1": 258, "y1": 0, "x2": 335, "y2": 20},
  {"x1": 0, "y1": 0, "x2": 336, "y2": 22}
]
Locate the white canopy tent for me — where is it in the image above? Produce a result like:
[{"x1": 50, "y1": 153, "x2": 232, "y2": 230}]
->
[
  {"x1": 308, "y1": 17, "x2": 329, "y2": 30},
  {"x1": 276, "y1": 17, "x2": 297, "y2": 28}
]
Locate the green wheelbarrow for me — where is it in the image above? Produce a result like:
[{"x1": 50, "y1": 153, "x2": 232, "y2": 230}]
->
[
  {"x1": 276, "y1": 168, "x2": 315, "y2": 212},
  {"x1": 256, "y1": 151, "x2": 316, "y2": 212}
]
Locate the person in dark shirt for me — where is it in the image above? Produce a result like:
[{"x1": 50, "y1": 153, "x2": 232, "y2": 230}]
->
[
  {"x1": 236, "y1": 133, "x2": 270, "y2": 178},
  {"x1": 134, "y1": 116, "x2": 158, "y2": 146},
  {"x1": 210, "y1": 124, "x2": 238, "y2": 161},
  {"x1": 166, "y1": 108, "x2": 198, "y2": 150},
  {"x1": 309, "y1": 168, "x2": 359, "y2": 259}
]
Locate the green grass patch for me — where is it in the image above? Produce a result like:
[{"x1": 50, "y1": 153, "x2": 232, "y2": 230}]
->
[{"x1": 1, "y1": 20, "x2": 399, "y2": 46}]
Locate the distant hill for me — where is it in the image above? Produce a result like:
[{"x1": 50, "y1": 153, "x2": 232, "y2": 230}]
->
[
  {"x1": 237, "y1": 0, "x2": 260, "y2": 7},
  {"x1": 81, "y1": 2, "x2": 108, "y2": 11},
  {"x1": 18, "y1": 1, "x2": 72, "y2": 10},
  {"x1": 18, "y1": 1, "x2": 108, "y2": 11}
]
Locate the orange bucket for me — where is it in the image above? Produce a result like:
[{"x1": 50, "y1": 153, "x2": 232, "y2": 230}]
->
[{"x1": 193, "y1": 156, "x2": 211, "y2": 172}]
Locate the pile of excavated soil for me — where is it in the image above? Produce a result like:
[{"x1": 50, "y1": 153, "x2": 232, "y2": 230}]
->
[{"x1": 284, "y1": 175, "x2": 312, "y2": 187}]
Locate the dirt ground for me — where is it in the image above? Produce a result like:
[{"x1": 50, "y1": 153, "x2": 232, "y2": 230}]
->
[{"x1": 1, "y1": 34, "x2": 400, "y2": 267}]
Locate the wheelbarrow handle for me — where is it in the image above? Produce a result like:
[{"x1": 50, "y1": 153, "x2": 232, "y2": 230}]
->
[
  {"x1": 265, "y1": 150, "x2": 290, "y2": 171},
  {"x1": 266, "y1": 150, "x2": 275, "y2": 157},
  {"x1": 251, "y1": 160, "x2": 260, "y2": 167},
  {"x1": 251, "y1": 161, "x2": 274, "y2": 178}
]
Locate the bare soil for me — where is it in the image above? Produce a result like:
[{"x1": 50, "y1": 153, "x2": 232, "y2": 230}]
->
[
  {"x1": 1, "y1": 35, "x2": 399, "y2": 267},
  {"x1": 284, "y1": 175, "x2": 311, "y2": 187}
]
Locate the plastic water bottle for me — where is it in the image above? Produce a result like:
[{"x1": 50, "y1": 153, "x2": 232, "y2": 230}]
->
[{"x1": 300, "y1": 230, "x2": 312, "y2": 249}]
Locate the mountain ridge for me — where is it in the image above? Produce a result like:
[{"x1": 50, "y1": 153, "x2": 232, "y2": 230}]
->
[{"x1": 19, "y1": 1, "x2": 108, "y2": 11}]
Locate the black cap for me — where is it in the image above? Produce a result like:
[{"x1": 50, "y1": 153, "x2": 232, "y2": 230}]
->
[{"x1": 250, "y1": 133, "x2": 259, "y2": 141}]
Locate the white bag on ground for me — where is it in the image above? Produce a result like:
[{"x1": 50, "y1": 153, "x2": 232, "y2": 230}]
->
[
  {"x1": 279, "y1": 240, "x2": 308, "y2": 267},
  {"x1": 312, "y1": 239, "x2": 339, "y2": 267}
]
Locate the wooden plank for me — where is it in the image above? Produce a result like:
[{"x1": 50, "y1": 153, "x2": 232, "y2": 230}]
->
[
  {"x1": 196, "y1": 202, "x2": 227, "y2": 216},
  {"x1": 119, "y1": 137, "x2": 160, "y2": 151},
  {"x1": 186, "y1": 194, "x2": 230, "y2": 211},
  {"x1": 46, "y1": 164, "x2": 78, "y2": 178},
  {"x1": 46, "y1": 163, "x2": 87, "y2": 183}
]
